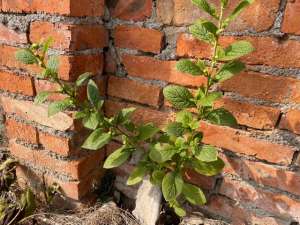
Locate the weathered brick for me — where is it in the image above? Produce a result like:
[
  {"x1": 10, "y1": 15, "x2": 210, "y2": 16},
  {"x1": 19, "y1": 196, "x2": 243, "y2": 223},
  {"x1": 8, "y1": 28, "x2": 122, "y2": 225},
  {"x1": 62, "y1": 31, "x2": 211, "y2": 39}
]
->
[
  {"x1": 221, "y1": 154, "x2": 300, "y2": 197},
  {"x1": 199, "y1": 121, "x2": 295, "y2": 165},
  {"x1": 220, "y1": 177, "x2": 300, "y2": 222},
  {"x1": 115, "y1": 26, "x2": 163, "y2": 54},
  {"x1": 215, "y1": 97, "x2": 281, "y2": 129},
  {"x1": 5, "y1": 119, "x2": 38, "y2": 144},
  {"x1": 220, "y1": 72, "x2": 300, "y2": 104},
  {"x1": 157, "y1": 0, "x2": 280, "y2": 32},
  {"x1": 122, "y1": 54, "x2": 207, "y2": 87},
  {"x1": 34, "y1": 79, "x2": 66, "y2": 101},
  {"x1": 0, "y1": 24, "x2": 27, "y2": 44},
  {"x1": 184, "y1": 169, "x2": 216, "y2": 190},
  {"x1": 282, "y1": 0, "x2": 300, "y2": 35},
  {"x1": 107, "y1": 76, "x2": 162, "y2": 107},
  {"x1": 0, "y1": 71, "x2": 34, "y2": 96},
  {"x1": 30, "y1": 21, "x2": 108, "y2": 51},
  {"x1": 107, "y1": 0, "x2": 152, "y2": 21},
  {"x1": 204, "y1": 195, "x2": 289, "y2": 225},
  {"x1": 177, "y1": 34, "x2": 300, "y2": 69},
  {"x1": 2, "y1": 0, "x2": 105, "y2": 17},
  {"x1": 1, "y1": 96, "x2": 74, "y2": 131},
  {"x1": 16, "y1": 165, "x2": 104, "y2": 200},
  {"x1": 279, "y1": 109, "x2": 300, "y2": 135},
  {"x1": 10, "y1": 140, "x2": 104, "y2": 180}
]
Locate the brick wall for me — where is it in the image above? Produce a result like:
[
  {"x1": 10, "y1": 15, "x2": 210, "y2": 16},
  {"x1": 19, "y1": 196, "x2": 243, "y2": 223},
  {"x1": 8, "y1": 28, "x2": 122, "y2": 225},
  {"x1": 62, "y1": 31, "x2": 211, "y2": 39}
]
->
[{"x1": 1, "y1": 0, "x2": 300, "y2": 224}]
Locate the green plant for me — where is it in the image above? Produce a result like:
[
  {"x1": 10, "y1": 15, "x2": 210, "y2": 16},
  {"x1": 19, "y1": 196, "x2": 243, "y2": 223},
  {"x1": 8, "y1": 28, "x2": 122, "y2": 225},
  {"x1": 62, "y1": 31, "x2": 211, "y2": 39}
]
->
[{"x1": 15, "y1": 0, "x2": 254, "y2": 217}]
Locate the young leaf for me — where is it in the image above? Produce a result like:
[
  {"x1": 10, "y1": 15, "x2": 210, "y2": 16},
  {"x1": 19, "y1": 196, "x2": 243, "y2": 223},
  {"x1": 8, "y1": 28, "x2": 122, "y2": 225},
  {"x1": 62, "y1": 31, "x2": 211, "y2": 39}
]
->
[
  {"x1": 189, "y1": 19, "x2": 218, "y2": 44},
  {"x1": 127, "y1": 164, "x2": 147, "y2": 186},
  {"x1": 176, "y1": 59, "x2": 204, "y2": 76},
  {"x1": 191, "y1": 0, "x2": 218, "y2": 19},
  {"x1": 163, "y1": 85, "x2": 195, "y2": 109},
  {"x1": 82, "y1": 129, "x2": 111, "y2": 150},
  {"x1": 221, "y1": 0, "x2": 229, "y2": 8},
  {"x1": 76, "y1": 72, "x2": 92, "y2": 87},
  {"x1": 42, "y1": 37, "x2": 54, "y2": 54},
  {"x1": 47, "y1": 56, "x2": 59, "y2": 74},
  {"x1": 151, "y1": 170, "x2": 165, "y2": 186},
  {"x1": 104, "y1": 146, "x2": 131, "y2": 169},
  {"x1": 182, "y1": 183, "x2": 206, "y2": 205},
  {"x1": 162, "y1": 172, "x2": 183, "y2": 201},
  {"x1": 48, "y1": 98, "x2": 73, "y2": 117},
  {"x1": 176, "y1": 110, "x2": 194, "y2": 128},
  {"x1": 170, "y1": 200, "x2": 187, "y2": 217},
  {"x1": 206, "y1": 108, "x2": 238, "y2": 127},
  {"x1": 82, "y1": 111, "x2": 101, "y2": 130},
  {"x1": 215, "y1": 60, "x2": 245, "y2": 81},
  {"x1": 223, "y1": 0, "x2": 254, "y2": 28},
  {"x1": 197, "y1": 92, "x2": 222, "y2": 107},
  {"x1": 196, "y1": 145, "x2": 218, "y2": 162},
  {"x1": 87, "y1": 79, "x2": 102, "y2": 109},
  {"x1": 34, "y1": 91, "x2": 50, "y2": 104},
  {"x1": 193, "y1": 157, "x2": 225, "y2": 176},
  {"x1": 165, "y1": 122, "x2": 185, "y2": 137},
  {"x1": 113, "y1": 107, "x2": 136, "y2": 125},
  {"x1": 16, "y1": 49, "x2": 38, "y2": 65},
  {"x1": 137, "y1": 123, "x2": 160, "y2": 141},
  {"x1": 149, "y1": 143, "x2": 177, "y2": 163},
  {"x1": 217, "y1": 41, "x2": 255, "y2": 61}
]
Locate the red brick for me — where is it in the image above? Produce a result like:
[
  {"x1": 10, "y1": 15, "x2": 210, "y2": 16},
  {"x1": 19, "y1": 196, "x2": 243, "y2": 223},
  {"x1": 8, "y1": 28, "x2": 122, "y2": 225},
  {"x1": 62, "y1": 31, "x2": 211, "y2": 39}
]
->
[
  {"x1": 157, "y1": 0, "x2": 280, "y2": 32},
  {"x1": 220, "y1": 177, "x2": 300, "y2": 222},
  {"x1": 215, "y1": 97, "x2": 281, "y2": 129},
  {"x1": 104, "y1": 51, "x2": 117, "y2": 74},
  {"x1": 115, "y1": 26, "x2": 163, "y2": 54},
  {"x1": 107, "y1": 0, "x2": 152, "y2": 21},
  {"x1": 199, "y1": 121, "x2": 295, "y2": 165},
  {"x1": 105, "y1": 100, "x2": 172, "y2": 127},
  {"x1": 184, "y1": 169, "x2": 216, "y2": 190},
  {"x1": 30, "y1": 21, "x2": 108, "y2": 51},
  {"x1": 107, "y1": 76, "x2": 162, "y2": 107},
  {"x1": 34, "y1": 79, "x2": 66, "y2": 101},
  {"x1": 204, "y1": 195, "x2": 289, "y2": 225},
  {"x1": 0, "y1": 24, "x2": 27, "y2": 44},
  {"x1": 221, "y1": 154, "x2": 300, "y2": 197},
  {"x1": 0, "y1": 71, "x2": 34, "y2": 96},
  {"x1": 2, "y1": 0, "x2": 105, "y2": 17},
  {"x1": 122, "y1": 54, "x2": 207, "y2": 87},
  {"x1": 0, "y1": 96, "x2": 75, "y2": 131},
  {"x1": 220, "y1": 72, "x2": 300, "y2": 104},
  {"x1": 5, "y1": 118, "x2": 38, "y2": 144},
  {"x1": 10, "y1": 140, "x2": 104, "y2": 180},
  {"x1": 16, "y1": 165, "x2": 104, "y2": 200},
  {"x1": 177, "y1": 34, "x2": 300, "y2": 69},
  {"x1": 279, "y1": 109, "x2": 300, "y2": 135},
  {"x1": 282, "y1": 0, "x2": 300, "y2": 35}
]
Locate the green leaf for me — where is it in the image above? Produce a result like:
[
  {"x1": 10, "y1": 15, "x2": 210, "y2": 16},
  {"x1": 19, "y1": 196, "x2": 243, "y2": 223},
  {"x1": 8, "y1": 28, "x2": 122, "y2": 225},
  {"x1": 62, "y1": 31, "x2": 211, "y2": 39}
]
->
[
  {"x1": 221, "y1": 0, "x2": 229, "y2": 8},
  {"x1": 76, "y1": 72, "x2": 92, "y2": 87},
  {"x1": 198, "y1": 92, "x2": 222, "y2": 107},
  {"x1": 151, "y1": 170, "x2": 165, "y2": 186},
  {"x1": 176, "y1": 110, "x2": 198, "y2": 129},
  {"x1": 165, "y1": 122, "x2": 185, "y2": 137},
  {"x1": 82, "y1": 129, "x2": 111, "y2": 150},
  {"x1": 216, "y1": 60, "x2": 245, "y2": 81},
  {"x1": 223, "y1": 0, "x2": 254, "y2": 28},
  {"x1": 137, "y1": 123, "x2": 160, "y2": 141},
  {"x1": 162, "y1": 172, "x2": 183, "y2": 201},
  {"x1": 191, "y1": 0, "x2": 218, "y2": 19},
  {"x1": 127, "y1": 164, "x2": 147, "y2": 186},
  {"x1": 206, "y1": 108, "x2": 237, "y2": 127},
  {"x1": 163, "y1": 85, "x2": 195, "y2": 109},
  {"x1": 42, "y1": 37, "x2": 53, "y2": 54},
  {"x1": 82, "y1": 111, "x2": 101, "y2": 130},
  {"x1": 114, "y1": 107, "x2": 136, "y2": 125},
  {"x1": 16, "y1": 49, "x2": 38, "y2": 65},
  {"x1": 189, "y1": 19, "x2": 218, "y2": 44},
  {"x1": 193, "y1": 157, "x2": 225, "y2": 176},
  {"x1": 47, "y1": 56, "x2": 59, "y2": 74},
  {"x1": 20, "y1": 188, "x2": 36, "y2": 217},
  {"x1": 149, "y1": 143, "x2": 177, "y2": 163},
  {"x1": 217, "y1": 41, "x2": 255, "y2": 61},
  {"x1": 196, "y1": 145, "x2": 218, "y2": 162},
  {"x1": 171, "y1": 200, "x2": 187, "y2": 217},
  {"x1": 87, "y1": 79, "x2": 102, "y2": 109},
  {"x1": 48, "y1": 98, "x2": 73, "y2": 117},
  {"x1": 104, "y1": 146, "x2": 131, "y2": 169},
  {"x1": 34, "y1": 91, "x2": 50, "y2": 104},
  {"x1": 182, "y1": 183, "x2": 206, "y2": 205},
  {"x1": 176, "y1": 59, "x2": 204, "y2": 76}
]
